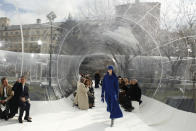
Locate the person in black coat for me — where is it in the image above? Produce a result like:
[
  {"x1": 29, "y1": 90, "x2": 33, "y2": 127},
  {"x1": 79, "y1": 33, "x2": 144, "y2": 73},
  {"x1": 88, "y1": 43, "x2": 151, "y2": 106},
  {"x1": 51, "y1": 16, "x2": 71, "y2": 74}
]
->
[
  {"x1": 18, "y1": 76, "x2": 32, "y2": 123},
  {"x1": 126, "y1": 79, "x2": 142, "y2": 104},
  {"x1": 94, "y1": 71, "x2": 101, "y2": 88},
  {"x1": 119, "y1": 78, "x2": 134, "y2": 112},
  {"x1": 9, "y1": 78, "x2": 21, "y2": 118}
]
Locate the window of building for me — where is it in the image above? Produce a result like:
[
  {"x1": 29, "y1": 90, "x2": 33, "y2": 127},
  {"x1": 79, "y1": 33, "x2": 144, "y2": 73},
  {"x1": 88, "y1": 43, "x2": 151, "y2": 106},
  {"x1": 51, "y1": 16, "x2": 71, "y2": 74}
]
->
[
  {"x1": 15, "y1": 31, "x2": 19, "y2": 35},
  {"x1": 36, "y1": 30, "x2": 40, "y2": 35},
  {"x1": 24, "y1": 37, "x2": 28, "y2": 41},
  {"x1": 26, "y1": 30, "x2": 29, "y2": 35}
]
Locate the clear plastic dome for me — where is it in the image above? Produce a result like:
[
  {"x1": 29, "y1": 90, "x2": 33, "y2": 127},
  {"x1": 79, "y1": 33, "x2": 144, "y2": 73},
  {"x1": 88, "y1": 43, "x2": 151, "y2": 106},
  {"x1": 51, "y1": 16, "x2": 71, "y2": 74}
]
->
[{"x1": 0, "y1": 0, "x2": 196, "y2": 113}]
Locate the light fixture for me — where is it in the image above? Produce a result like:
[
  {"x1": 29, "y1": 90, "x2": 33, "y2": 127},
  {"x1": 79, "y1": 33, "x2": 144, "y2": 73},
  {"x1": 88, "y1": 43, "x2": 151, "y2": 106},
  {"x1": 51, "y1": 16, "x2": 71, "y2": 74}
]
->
[
  {"x1": 3, "y1": 58, "x2": 6, "y2": 62},
  {"x1": 188, "y1": 48, "x2": 192, "y2": 53},
  {"x1": 47, "y1": 11, "x2": 56, "y2": 22},
  {"x1": 38, "y1": 40, "x2": 43, "y2": 45},
  {"x1": 0, "y1": 41, "x2": 2, "y2": 47}
]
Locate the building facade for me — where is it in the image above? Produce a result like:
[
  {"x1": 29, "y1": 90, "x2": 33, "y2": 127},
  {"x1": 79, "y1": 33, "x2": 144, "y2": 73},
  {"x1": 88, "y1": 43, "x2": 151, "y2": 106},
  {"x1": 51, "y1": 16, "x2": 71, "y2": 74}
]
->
[
  {"x1": 115, "y1": 0, "x2": 161, "y2": 30},
  {"x1": 0, "y1": 18, "x2": 61, "y2": 54},
  {"x1": 115, "y1": 0, "x2": 161, "y2": 50}
]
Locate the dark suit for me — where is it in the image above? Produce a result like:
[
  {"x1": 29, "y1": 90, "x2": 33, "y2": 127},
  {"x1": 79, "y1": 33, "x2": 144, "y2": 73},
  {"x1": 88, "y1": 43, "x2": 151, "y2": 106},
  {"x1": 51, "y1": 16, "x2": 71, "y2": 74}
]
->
[
  {"x1": 94, "y1": 73, "x2": 100, "y2": 88},
  {"x1": 126, "y1": 83, "x2": 142, "y2": 104},
  {"x1": 18, "y1": 83, "x2": 31, "y2": 120},
  {"x1": 9, "y1": 81, "x2": 21, "y2": 117}
]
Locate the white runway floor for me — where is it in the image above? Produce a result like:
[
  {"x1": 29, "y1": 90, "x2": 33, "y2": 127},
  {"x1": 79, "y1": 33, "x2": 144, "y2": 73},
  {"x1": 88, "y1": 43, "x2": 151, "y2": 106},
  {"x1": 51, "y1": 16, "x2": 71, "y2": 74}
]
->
[{"x1": 0, "y1": 88, "x2": 196, "y2": 131}]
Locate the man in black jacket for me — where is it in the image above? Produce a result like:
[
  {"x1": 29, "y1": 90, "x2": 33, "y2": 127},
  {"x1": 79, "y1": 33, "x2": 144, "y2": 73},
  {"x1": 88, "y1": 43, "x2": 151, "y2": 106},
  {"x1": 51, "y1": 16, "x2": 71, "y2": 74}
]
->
[
  {"x1": 18, "y1": 76, "x2": 32, "y2": 123},
  {"x1": 94, "y1": 71, "x2": 101, "y2": 88},
  {"x1": 127, "y1": 79, "x2": 142, "y2": 104},
  {"x1": 9, "y1": 78, "x2": 21, "y2": 118},
  {"x1": 119, "y1": 78, "x2": 134, "y2": 112}
]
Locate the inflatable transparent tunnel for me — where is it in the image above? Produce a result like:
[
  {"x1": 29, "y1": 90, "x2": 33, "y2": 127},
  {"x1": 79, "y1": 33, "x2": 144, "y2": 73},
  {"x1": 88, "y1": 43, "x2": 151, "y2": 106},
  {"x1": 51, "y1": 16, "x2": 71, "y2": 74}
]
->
[{"x1": 0, "y1": 0, "x2": 196, "y2": 113}]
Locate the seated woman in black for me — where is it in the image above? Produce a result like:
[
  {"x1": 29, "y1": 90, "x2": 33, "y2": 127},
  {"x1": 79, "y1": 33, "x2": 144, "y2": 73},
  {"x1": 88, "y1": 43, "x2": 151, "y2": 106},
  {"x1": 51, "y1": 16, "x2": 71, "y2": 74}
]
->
[
  {"x1": 127, "y1": 79, "x2": 142, "y2": 105},
  {"x1": 119, "y1": 78, "x2": 134, "y2": 112}
]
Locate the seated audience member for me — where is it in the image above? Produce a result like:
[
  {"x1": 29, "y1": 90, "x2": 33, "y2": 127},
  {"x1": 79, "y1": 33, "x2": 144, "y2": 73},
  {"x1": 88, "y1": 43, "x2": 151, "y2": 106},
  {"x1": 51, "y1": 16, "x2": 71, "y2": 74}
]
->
[
  {"x1": 9, "y1": 78, "x2": 21, "y2": 118},
  {"x1": 127, "y1": 79, "x2": 142, "y2": 105},
  {"x1": 0, "y1": 77, "x2": 14, "y2": 120},
  {"x1": 123, "y1": 78, "x2": 129, "y2": 90},
  {"x1": 119, "y1": 79, "x2": 126, "y2": 105},
  {"x1": 74, "y1": 77, "x2": 89, "y2": 110},
  {"x1": 85, "y1": 74, "x2": 91, "y2": 80},
  {"x1": 120, "y1": 78, "x2": 134, "y2": 112},
  {"x1": 118, "y1": 76, "x2": 123, "y2": 89},
  {"x1": 18, "y1": 76, "x2": 32, "y2": 123},
  {"x1": 85, "y1": 79, "x2": 95, "y2": 108}
]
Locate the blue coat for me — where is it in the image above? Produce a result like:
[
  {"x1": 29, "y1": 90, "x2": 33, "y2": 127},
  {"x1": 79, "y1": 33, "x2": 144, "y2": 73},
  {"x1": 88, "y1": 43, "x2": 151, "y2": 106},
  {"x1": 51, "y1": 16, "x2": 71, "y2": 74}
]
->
[{"x1": 101, "y1": 72, "x2": 123, "y2": 119}]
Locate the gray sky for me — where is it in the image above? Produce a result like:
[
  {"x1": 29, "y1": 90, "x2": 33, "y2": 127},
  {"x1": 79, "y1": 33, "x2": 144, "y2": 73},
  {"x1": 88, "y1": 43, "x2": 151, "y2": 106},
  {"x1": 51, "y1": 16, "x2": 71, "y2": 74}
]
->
[{"x1": 0, "y1": 0, "x2": 195, "y2": 26}]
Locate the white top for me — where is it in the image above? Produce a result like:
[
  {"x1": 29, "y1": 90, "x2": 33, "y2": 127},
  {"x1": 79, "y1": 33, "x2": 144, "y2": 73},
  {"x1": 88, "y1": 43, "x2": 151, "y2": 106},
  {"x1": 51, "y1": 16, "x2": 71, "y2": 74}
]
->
[
  {"x1": 22, "y1": 85, "x2": 25, "y2": 92},
  {"x1": 4, "y1": 87, "x2": 7, "y2": 98}
]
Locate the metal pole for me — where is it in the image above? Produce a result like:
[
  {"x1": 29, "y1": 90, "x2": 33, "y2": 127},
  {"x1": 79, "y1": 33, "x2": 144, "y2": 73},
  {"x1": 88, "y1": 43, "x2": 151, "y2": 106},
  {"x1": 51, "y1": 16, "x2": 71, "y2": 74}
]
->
[
  {"x1": 192, "y1": 41, "x2": 196, "y2": 99},
  {"x1": 47, "y1": 11, "x2": 56, "y2": 100},
  {"x1": 40, "y1": 64, "x2": 42, "y2": 81},
  {"x1": 30, "y1": 64, "x2": 32, "y2": 82},
  {"x1": 20, "y1": 23, "x2": 24, "y2": 77},
  {"x1": 16, "y1": 7, "x2": 24, "y2": 77},
  {"x1": 36, "y1": 64, "x2": 38, "y2": 81},
  {"x1": 49, "y1": 21, "x2": 52, "y2": 89}
]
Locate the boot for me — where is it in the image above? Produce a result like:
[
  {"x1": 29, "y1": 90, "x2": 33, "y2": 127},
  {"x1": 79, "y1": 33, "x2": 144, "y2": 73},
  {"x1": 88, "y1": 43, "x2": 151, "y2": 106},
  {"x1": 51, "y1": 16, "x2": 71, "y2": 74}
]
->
[
  {"x1": 18, "y1": 118, "x2": 23, "y2": 123},
  {"x1": 4, "y1": 115, "x2": 9, "y2": 121},
  {"x1": 124, "y1": 106, "x2": 134, "y2": 112},
  {"x1": 111, "y1": 119, "x2": 114, "y2": 127},
  {"x1": 24, "y1": 117, "x2": 32, "y2": 122},
  {"x1": 139, "y1": 100, "x2": 142, "y2": 105}
]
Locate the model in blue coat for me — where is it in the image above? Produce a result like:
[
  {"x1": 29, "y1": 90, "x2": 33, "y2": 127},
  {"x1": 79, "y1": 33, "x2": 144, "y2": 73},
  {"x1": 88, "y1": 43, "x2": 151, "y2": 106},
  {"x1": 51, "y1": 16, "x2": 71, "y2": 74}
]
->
[{"x1": 101, "y1": 66, "x2": 123, "y2": 127}]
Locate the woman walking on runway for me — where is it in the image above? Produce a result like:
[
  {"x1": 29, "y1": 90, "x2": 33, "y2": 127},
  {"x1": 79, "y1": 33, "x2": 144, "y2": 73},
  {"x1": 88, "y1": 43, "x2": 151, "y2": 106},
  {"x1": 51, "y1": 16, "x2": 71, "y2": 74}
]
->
[{"x1": 101, "y1": 66, "x2": 123, "y2": 127}]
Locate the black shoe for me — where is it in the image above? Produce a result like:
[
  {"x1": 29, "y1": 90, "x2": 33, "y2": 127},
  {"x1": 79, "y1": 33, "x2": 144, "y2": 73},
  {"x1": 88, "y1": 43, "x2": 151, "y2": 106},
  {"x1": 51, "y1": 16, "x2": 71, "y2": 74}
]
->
[
  {"x1": 111, "y1": 119, "x2": 114, "y2": 127},
  {"x1": 8, "y1": 114, "x2": 15, "y2": 119},
  {"x1": 125, "y1": 107, "x2": 134, "y2": 112},
  {"x1": 124, "y1": 109, "x2": 131, "y2": 112},
  {"x1": 24, "y1": 116, "x2": 32, "y2": 120},
  {"x1": 4, "y1": 116, "x2": 9, "y2": 121},
  {"x1": 24, "y1": 117, "x2": 32, "y2": 122},
  {"x1": 18, "y1": 119, "x2": 23, "y2": 123},
  {"x1": 139, "y1": 100, "x2": 142, "y2": 105}
]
